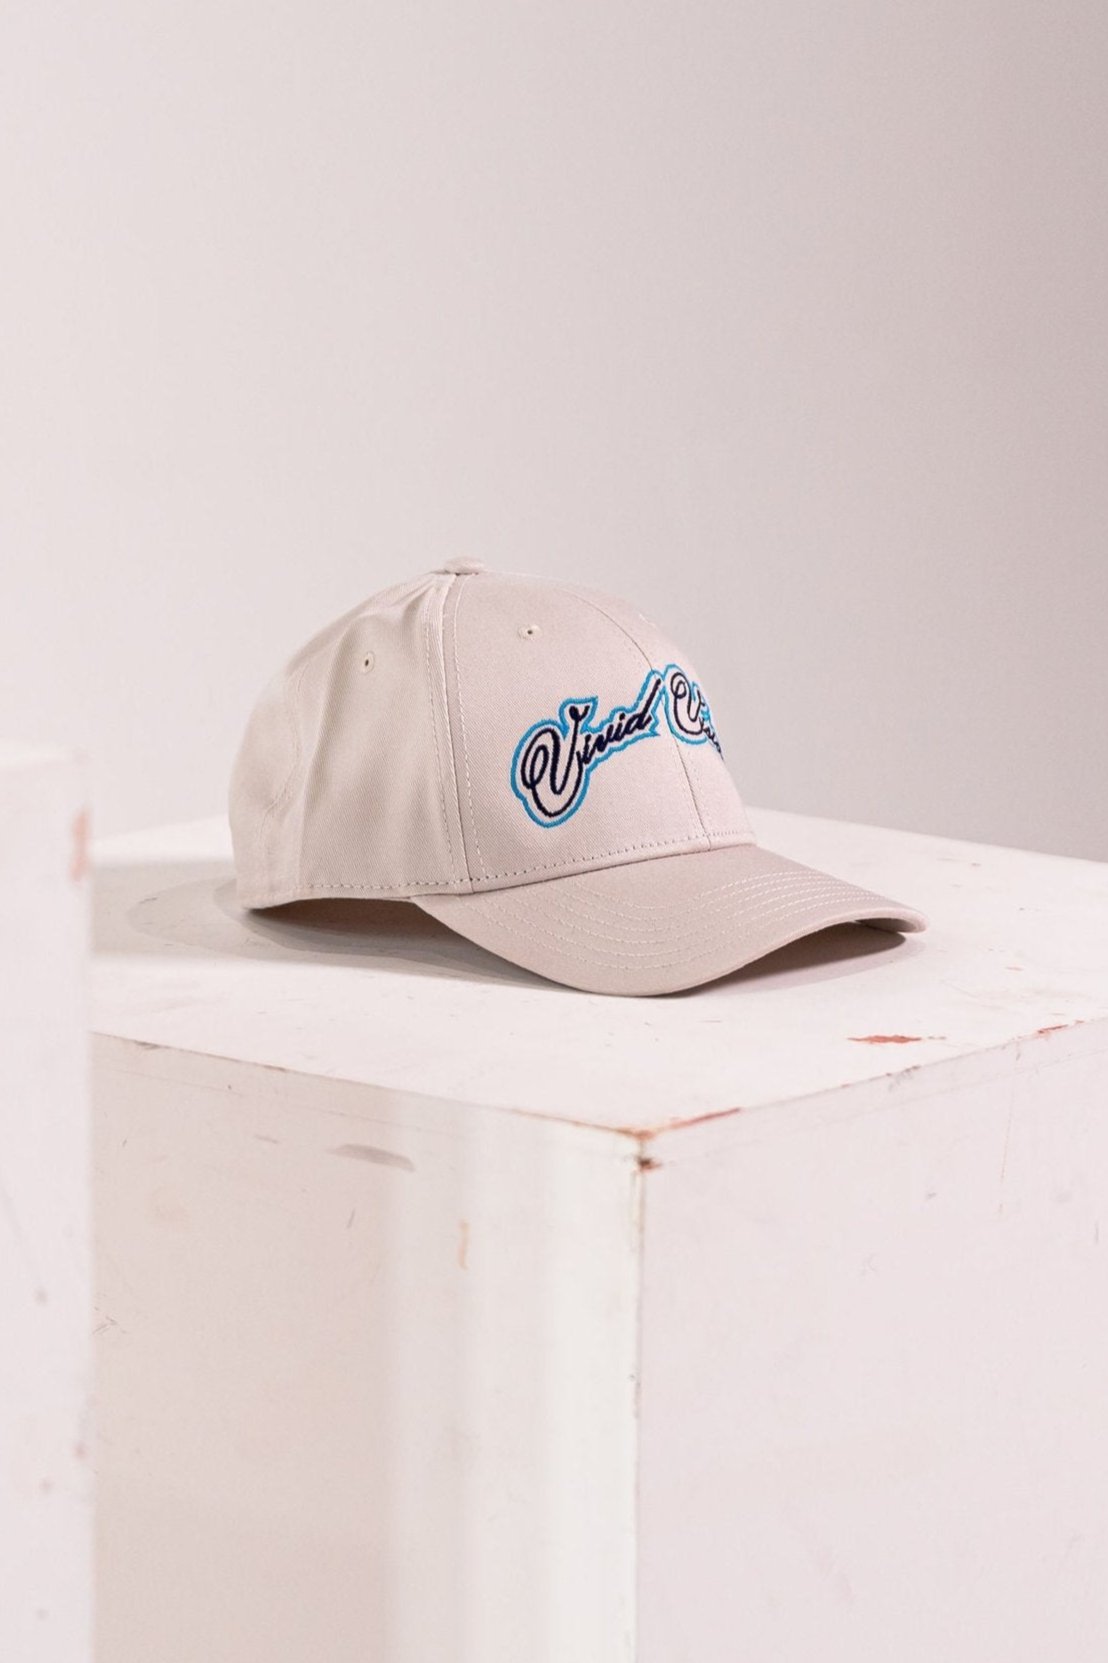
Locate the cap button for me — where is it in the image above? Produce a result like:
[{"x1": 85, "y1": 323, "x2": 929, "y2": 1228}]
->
[{"x1": 437, "y1": 557, "x2": 487, "y2": 575}]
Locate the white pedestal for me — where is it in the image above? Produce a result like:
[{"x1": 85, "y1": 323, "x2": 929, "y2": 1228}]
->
[
  {"x1": 0, "y1": 744, "x2": 92, "y2": 1662},
  {"x1": 91, "y1": 809, "x2": 1108, "y2": 1663}
]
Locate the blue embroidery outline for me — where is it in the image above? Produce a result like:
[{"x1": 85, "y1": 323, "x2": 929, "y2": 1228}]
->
[{"x1": 509, "y1": 668, "x2": 665, "y2": 828}]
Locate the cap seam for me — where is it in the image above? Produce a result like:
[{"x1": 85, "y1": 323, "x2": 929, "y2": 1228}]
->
[
  {"x1": 253, "y1": 652, "x2": 315, "y2": 897},
  {"x1": 564, "y1": 584, "x2": 712, "y2": 846},
  {"x1": 295, "y1": 628, "x2": 356, "y2": 897},
  {"x1": 423, "y1": 579, "x2": 461, "y2": 882},
  {"x1": 237, "y1": 827, "x2": 758, "y2": 906},
  {"x1": 477, "y1": 827, "x2": 754, "y2": 883},
  {"x1": 240, "y1": 875, "x2": 470, "y2": 904},
  {"x1": 448, "y1": 572, "x2": 485, "y2": 881}
]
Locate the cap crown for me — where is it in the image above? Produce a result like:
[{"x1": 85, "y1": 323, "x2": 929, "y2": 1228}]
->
[{"x1": 230, "y1": 566, "x2": 753, "y2": 906}]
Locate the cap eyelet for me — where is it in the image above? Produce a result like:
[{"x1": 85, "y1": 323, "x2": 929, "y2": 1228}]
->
[
  {"x1": 360, "y1": 652, "x2": 376, "y2": 673},
  {"x1": 519, "y1": 624, "x2": 540, "y2": 640}
]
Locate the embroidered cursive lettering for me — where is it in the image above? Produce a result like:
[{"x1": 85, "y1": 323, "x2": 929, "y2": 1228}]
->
[
  {"x1": 511, "y1": 671, "x2": 664, "y2": 826},
  {"x1": 511, "y1": 662, "x2": 723, "y2": 826}
]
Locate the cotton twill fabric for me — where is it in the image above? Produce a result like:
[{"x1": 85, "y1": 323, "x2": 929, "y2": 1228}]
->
[{"x1": 415, "y1": 841, "x2": 927, "y2": 996}]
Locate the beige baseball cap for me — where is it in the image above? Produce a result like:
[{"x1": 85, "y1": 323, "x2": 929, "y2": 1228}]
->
[{"x1": 230, "y1": 560, "x2": 926, "y2": 995}]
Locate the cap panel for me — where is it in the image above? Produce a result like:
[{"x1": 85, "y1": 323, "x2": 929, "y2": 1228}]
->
[
  {"x1": 297, "y1": 577, "x2": 463, "y2": 897},
  {"x1": 230, "y1": 590, "x2": 386, "y2": 903},
  {"x1": 443, "y1": 571, "x2": 751, "y2": 891},
  {"x1": 229, "y1": 657, "x2": 310, "y2": 904},
  {"x1": 231, "y1": 572, "x2": 463, "y2": 905}
]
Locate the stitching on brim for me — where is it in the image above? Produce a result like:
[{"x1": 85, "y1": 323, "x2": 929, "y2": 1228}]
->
[
  {"x1": 479, "y1": 870, "x2": 851, "y2": 921},
  {"x1": 485, "y1": 869, "x2": 887, "y2": 913},
  {"x1": 476, "y1": 862, "x2": 862, "y2": 917},
  {"x1": 455, "y1": 891, "x2": 909, "y2": 963},
  {"x1": 484, "y1": 878, "x2": 886, "y2": 932},
  {"x1": 470, "y1": 876, "x2": 892, "y2": 951}
]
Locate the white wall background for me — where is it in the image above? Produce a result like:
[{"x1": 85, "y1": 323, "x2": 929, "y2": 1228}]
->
[{"x1": 3, "y1": 0, "x2": 1106, "y2": 855}]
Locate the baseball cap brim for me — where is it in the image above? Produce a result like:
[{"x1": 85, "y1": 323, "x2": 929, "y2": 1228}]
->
[{"x1": 413, "y1": 842, "x2": 927, "y2": 997}]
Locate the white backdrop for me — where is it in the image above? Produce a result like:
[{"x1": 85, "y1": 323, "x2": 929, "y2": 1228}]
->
[{"x1": 3, "y1": 0, "x2": 1106, "y2": 854}]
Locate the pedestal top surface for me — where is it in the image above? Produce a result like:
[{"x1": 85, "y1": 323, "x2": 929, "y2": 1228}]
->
[{"x1": 91, "y1": 810, "x2": 1108, "y2": 1136}]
